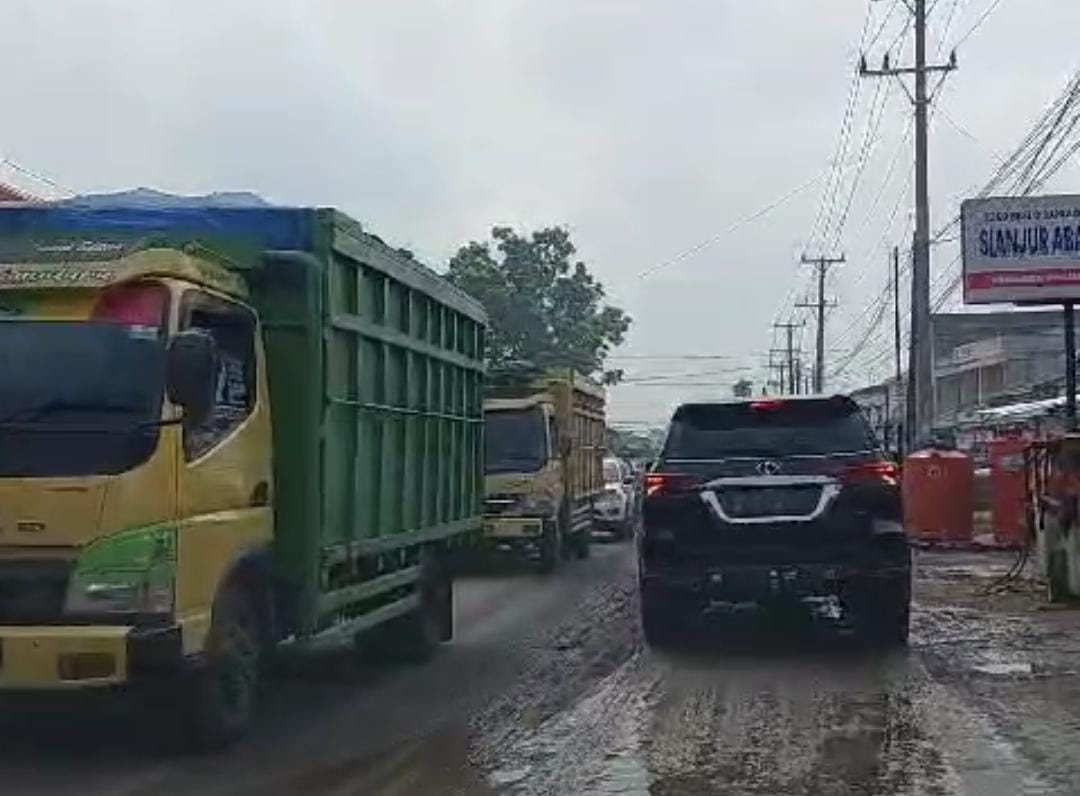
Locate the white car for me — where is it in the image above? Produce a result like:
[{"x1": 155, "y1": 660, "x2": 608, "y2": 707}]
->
[{"x1": 594, "y1": 457, "x2": 635, "y2": 540}]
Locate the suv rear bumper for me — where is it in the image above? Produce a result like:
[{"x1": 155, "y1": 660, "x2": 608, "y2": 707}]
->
[
  {"x1": 640, "y1": 534, "x2": 911, "y2": 604},
  {"x1": 643, "y1": 559, "x2": 908, "y2": 602}
]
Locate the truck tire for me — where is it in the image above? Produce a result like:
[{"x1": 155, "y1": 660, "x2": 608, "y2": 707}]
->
[
  {"x1": 574, "y1": 525, "x2": 592, "y2": 559},
  {"x1": 393, "y1": 551, "x2": 450, "y2": 662},
  {"x1": 1047, "y1": 548, "x2": 1070, "y2": 603},
  {"x1": 640, "y1": 584, "x2": 681, "y2": 648},
  {"x1": 851, "y1": 574, "x2": 911, "y2": 647},
  {"x1": 185, "y1": 581, "x2": 263, "y2": 748},
  {"x1": 538, "y1": 521, "x2": 562, "y2": 573}
]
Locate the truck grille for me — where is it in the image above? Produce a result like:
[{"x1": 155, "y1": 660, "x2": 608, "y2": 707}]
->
[
  {"x1": 0, "y1": 558, "x2": 73, "y2": 624},
  {"x1": 717, "y1": 485, "x2": 823, "y2": 519},
  {"x1": 484, "y1": 494, "x2": 520, "y2": 515}
]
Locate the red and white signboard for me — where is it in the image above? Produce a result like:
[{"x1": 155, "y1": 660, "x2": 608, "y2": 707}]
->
[{"x1": 962, "y1": 195, "x2": 1080, "y2": 304}]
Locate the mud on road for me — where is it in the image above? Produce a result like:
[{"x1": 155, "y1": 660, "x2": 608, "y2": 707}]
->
[{"x1": 3, "y1": 545, "x2": 1080, "y2": 795}]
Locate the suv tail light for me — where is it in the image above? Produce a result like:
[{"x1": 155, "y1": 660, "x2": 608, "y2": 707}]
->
[
  {"x1": 645, "y1": 472, "x2": 701, "y2": 497},
  {"x1": 842, "y1": 460, "x2": 899, "y2": 487},
  {"x1": 750, "y1": 399, "x2": 787, "y2": 412}
]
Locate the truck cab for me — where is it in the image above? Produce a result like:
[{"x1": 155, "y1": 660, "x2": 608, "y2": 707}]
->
[
  {"x1": 0, "y1": 244, "x2": 273, "y2": 732},
  {"x1": 482, "y1": 371, "x2": 605, "y2": 570},
  {"x1": 0, "y1": 203, "x2": 488, "y2": 745}
]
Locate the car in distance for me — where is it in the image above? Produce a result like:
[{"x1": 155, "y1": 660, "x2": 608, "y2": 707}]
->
[
  {"x1": 594, "y1": 456, "x2": 636, "y2": 540},
  {"x1": 638, "y1": 395, "x2": 909, "y2": 646}
]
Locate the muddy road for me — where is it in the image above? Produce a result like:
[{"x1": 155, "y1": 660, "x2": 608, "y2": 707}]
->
[{"x1": 3, "y1": 544, "x2": 1080, "y2": 795}]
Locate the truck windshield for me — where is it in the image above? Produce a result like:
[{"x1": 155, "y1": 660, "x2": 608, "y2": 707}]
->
[
  {"x1": 0, "y1": 321, "x2": 166, "y2": 477},
  {"x1": 485, "y1": 408, "x2": 549, "y2": 474},
  {"x1": 665, "y1": 400, "x2": 875, "y2": 460}
]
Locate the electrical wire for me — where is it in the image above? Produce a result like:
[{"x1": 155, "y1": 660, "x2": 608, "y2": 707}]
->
[
  {"x1": 635, "y1": 168, "x2": 828, "y2": 280},
  {"x1": 952, "y1": 0, "x2": 1008, "y2": 49},
  {"x1": 0, "y1": 157, "x2": 74, "y2": 198}
]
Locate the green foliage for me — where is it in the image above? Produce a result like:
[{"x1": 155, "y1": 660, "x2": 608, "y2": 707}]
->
[
  {"x1": 733, "y1": 379, "x2": 754, "y2": 398},
  {"x1": 608, "y1": 427, "x2": 662, "y2": 461},
  {"x1": 447, "y1": 226, "x2": 631, "y2": 381}
]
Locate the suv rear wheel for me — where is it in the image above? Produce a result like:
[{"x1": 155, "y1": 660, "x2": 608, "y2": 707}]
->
[
  {"x1": 850, "y1": 574, "x2": 911, "y2": 646},
  {"x1": 640, "y1": 584, "x2": 681, "y2": 648}
]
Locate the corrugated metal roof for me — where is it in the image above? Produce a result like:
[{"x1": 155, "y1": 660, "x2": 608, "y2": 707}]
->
[{"x1": 0, "y1": 182, "x2": 32, "y2": 202}]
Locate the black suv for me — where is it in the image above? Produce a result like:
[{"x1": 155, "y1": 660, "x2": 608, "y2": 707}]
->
[{"x1": 639, "y1": 395, "x2": 909, "y2": 646}]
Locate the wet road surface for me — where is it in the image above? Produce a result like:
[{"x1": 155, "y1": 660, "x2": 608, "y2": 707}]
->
[{"x1": 3, "y1": 544, "x2": 1080, "y2": 795}]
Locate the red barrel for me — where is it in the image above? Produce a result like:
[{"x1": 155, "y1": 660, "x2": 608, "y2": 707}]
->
[
  {"x1": 903, "y1": 448, "x2": 974, "y2": 543},
  {"x1": 988, "y1": 437, "x2": 1028, "y2": 548}
]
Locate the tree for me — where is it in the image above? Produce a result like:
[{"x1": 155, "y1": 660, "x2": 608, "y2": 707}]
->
[
  {"x1": 446, "y1": 226, "x2": 631, "y2": 381},
  {"x1": 732, "y1": 379, "x2": 754, "y2": 398},
  {"x1": 608, "y1": 427, "x2": 661, "y2": 462}
]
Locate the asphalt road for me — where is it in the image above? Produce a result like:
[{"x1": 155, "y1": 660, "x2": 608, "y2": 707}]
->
[{"x1": 3, "y1": 544, "x2": 1080, "y2": 795}]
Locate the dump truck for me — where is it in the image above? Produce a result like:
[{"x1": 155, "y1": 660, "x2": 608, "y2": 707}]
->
[
  {"x1": 482, "y1": 369, "x2": 605, "y2": 569},
  {"x1": 0, "y1": 201, "x2": 486, "y2": 743}
]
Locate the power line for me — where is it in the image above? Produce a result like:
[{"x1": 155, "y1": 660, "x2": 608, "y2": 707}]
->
[
  {"x1": 952, "y1": 0, "x2": 1008, "y2": 48},
  {"x1": 839, "y1": 68, "x2": 1080, "y2": 369},
  {"x1": 635, "y1": 168, "x2": 827, "y2": 280},
  {"x1": 0, "y1": 157, "x2": 74, "y2": 198},
  {"x1": 776, "y1": 0, "x2": 879, "y2": 332},
  {"x1": 860, "y1": 0, "x2": 958, "y2": 445}
]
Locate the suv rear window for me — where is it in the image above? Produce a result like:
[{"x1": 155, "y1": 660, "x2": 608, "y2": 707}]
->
[{"x1": 664, "y1": 400, "x2": 875, "y2": 460}]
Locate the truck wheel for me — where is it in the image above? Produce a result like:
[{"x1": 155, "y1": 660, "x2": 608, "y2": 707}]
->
[
  {"x1": 574, "y1": 526, "x2": 592, "y2": 560},
  {"x1": 852, "y1": 575, "x2": 911, "y2": 647},
  {"x1": 394, "y1": 552, "x2": 450, "y2": 661},
  {"x1": 640, "y1": 584, "x2": 680, "y2": 648},
  {"x1": 611, "y1": 520, "x2": 630, "y2": 542},
  {"x1": 538, "y1": 523, "x2": 562, "y2": 573},
  {"x1": 1047, "y1": 549, "x2": 1070, "y2": 603},
  {"x1": 185, "y1": 582, "x2": 263, "y2": 748}
]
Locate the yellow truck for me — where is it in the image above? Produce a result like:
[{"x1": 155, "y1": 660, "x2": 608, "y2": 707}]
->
[
  {"x1": 482, "y1": 369, "x2": 605, "y2": 570},
  {"x1": 0, "y1": 201, "x2": 486, "y2": 744}
]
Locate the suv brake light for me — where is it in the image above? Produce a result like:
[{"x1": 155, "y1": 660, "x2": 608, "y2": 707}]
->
[
  {"x1": 645, "y1": 472, "x2": 701, "y2": 497},
  {"x1": 842, "y1": 460, "x2": 899, "y2": 486},
  {"x1": 750, "y1": 399, "x2": 786, "y2": 412}
]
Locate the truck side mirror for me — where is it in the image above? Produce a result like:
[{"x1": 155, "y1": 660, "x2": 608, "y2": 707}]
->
[
  {"x1": 166, "y1": 330, "x2": 218, "y2": 426},
  {"x1": 559, "y1": 436, "x2": 572, "y2": 457}
]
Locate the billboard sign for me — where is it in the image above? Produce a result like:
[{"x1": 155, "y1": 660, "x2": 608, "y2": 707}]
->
[{"x1": 962, "y1": 194, "x2": 1080, "y2": 304}]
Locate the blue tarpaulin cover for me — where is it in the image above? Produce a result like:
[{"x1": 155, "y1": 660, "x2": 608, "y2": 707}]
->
[{"x1": 0, "y1": 190, "x2": 319, "y2": 252}]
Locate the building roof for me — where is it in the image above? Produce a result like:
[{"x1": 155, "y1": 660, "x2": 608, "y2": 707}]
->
[{"x1": 0, "y1": 181, "x2": 33, "y2": 202}]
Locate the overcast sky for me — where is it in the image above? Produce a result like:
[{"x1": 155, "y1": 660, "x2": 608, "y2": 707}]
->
[{"x1": 2, "y1": 0, "x2": 1079, "y2": 424}]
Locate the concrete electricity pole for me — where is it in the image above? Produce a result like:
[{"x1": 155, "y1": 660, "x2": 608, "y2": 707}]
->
[
  {"x1": 893, "y1": 246, "x2": 902, "y2": 385},
  {"x1": 860, "y1": 0, "x2": 957, "y2": 446},
  {"x1": 798, "y1": 254, "x2": 844, "y2": 393},
  {"x1": 772, "y1": 321, "x2": 802, "y2": 394}
]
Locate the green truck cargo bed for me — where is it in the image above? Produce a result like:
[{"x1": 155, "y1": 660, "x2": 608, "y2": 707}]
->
[{"x1": 250, "y1": 210, "x2": 487, "y2": 638}]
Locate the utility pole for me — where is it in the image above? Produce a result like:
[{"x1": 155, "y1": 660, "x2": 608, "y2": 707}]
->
[
  {"x1": 892, "y1": 246, "x2": 902, "y2": 385},
  {"x1": 772, "y1": 321, "x2": 802, "y2": 394},
  {"x1": 861, "y1": 0, "x2": 957, "y2": 447},
  {"x1": 798, "y1": 254, "x2": 844, "y2": 393},
  {"x1": 768, "y1": 351, "x2": 786, "y2": 395},
  {"x1": 893, "y1": 246, "x2": 904, "y2": 455}
]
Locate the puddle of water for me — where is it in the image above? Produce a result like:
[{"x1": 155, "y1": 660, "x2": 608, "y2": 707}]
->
[
  {"x1": 971, "y1": 661, "x2": 1033, "y2": 677},
  {"x1": 488, "y1": 766, "x2": 532, "y2": 787}
]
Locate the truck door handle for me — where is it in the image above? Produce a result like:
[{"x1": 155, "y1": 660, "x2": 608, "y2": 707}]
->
[{"x1": 250, "y1": 481, "x2": 270, "y2": 507}]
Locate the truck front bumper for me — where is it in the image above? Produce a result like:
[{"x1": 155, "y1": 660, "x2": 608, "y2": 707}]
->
[
  {"x1": 483, "y1": 516, "x2": 547, "y2": 541},
  {"x1": 0, "y1": 624, "x2": 182, "y2": 690}
]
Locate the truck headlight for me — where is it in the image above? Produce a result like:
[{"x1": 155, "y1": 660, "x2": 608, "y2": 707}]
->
[
  {"x1": 517, "y1": 494, "x2": 557, "y2": 517},
  {"x1": 64, "y1": 526, "x2": 176, "y2": 616}
]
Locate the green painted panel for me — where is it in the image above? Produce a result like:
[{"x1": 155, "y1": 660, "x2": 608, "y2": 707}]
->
[{"x1": 250, "y1": 209, "x2": 486, "y2": 637}]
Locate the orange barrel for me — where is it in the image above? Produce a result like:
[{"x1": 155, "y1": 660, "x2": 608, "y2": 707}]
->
[
  {"x1": 988, "y1": 437, "x2": 1029, "y2": 548},
  {"x1": 903, "y1": 448, "x2": 974, "y2": 543}
]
